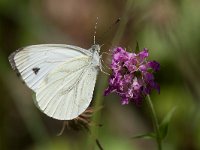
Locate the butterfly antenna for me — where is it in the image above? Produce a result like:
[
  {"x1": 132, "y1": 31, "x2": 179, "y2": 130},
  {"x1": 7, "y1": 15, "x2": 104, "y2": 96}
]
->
[
  {"x1": 98, "y1": 18, "x2": 121, "y2": 43},
  {"x1": 93, "y1": 17, "x2": 99, "y2": 44}
]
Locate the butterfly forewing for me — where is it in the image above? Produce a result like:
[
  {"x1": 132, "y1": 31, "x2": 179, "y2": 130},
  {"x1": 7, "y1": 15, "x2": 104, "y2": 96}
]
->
[
  {"x1": 9, "y1": 44, "x2": 98, "y2": 120},
  {"x1": 9, "y1": 44, "x2": 90, "y2": 92}
]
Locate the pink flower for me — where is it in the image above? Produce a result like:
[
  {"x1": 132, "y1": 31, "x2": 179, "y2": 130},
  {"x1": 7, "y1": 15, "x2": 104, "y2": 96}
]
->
[{"x1": 104, "y1": 47, "x2": 160, "y2": 105}]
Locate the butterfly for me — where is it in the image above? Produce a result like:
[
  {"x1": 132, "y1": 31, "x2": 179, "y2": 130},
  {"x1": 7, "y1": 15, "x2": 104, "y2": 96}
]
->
[{"x1": 8, "y1": 44, "x2": 102, "y2": 120}]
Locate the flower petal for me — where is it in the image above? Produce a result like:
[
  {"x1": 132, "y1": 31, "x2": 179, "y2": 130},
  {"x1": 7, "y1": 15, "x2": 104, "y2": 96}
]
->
[
  {"x1": 138, "y1": 48, "x2": 148, "y2": 61},
  {"x1": 148, "y1": 61, "x2": 160, "y2": 72},
  {"x1": 121, "y1": 97, "x2": 129, "y2": 105},
  {"x1": 104, "y1": 47, "x2": 160, "y2": 105}
]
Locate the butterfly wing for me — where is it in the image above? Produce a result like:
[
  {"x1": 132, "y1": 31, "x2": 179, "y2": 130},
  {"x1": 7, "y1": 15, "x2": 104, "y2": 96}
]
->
[
  {"x1": 9, "y1": 44, "x2": 91, "y2": 92},
  {"x1": 9, "y1": 44, "x2": 98, "y2": 120},
  {"x1": 36, "y1": 57, "x2": 98, "y2": 120}
]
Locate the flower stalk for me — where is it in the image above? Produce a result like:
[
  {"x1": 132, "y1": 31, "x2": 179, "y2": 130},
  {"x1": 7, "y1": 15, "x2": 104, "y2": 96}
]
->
[{"x1": 146, "y1": 94, "x2": 162, "y2": 150}]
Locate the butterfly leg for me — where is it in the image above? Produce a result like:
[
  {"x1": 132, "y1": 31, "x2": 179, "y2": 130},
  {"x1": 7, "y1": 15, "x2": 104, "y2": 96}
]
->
[
  {"x1": 100, "y1": 53, "x2": 112, "y2": 70},
  {"x1": 99, "y1": 57, "x2": 110, "y2": 76}
]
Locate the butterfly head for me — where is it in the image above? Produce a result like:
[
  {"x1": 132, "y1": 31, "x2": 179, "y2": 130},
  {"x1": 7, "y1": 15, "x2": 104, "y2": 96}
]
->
[{"x1": 91, "y1": 44, "x2": 101, "y2": 53}]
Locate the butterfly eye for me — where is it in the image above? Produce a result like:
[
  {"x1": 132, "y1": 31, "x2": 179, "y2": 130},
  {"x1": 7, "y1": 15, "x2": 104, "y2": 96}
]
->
[{"x1": 91, "y1": 45, "x2": 100, "y2": 53}]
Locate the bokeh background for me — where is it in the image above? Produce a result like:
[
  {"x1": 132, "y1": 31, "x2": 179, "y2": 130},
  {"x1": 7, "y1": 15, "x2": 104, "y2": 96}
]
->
[{"x1": 1, "y1": 0, "x2": 200, "y2": 150}]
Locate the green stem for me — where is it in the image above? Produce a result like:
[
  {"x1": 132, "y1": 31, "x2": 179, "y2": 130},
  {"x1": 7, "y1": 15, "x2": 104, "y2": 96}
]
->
[
  {"x1": 86, "y1": 75, "x2": 108, "y2": 149},
  {"x1": 146, "y1": 95, "x2": 162, "y2": 150}
]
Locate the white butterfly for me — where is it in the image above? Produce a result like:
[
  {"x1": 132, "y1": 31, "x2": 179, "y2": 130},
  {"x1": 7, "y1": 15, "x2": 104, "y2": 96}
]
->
[{"x1": 9, "y1": 44, "x2": 102, "y2": 120}]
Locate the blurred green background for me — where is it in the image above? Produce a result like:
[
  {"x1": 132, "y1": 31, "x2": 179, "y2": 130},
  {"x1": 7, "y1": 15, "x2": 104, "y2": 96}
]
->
[{"x1": 0, "y1": 0, "x2": 200, "y2": 150}]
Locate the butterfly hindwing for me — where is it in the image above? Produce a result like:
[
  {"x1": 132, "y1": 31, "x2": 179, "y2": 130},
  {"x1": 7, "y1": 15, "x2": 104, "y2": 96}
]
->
[{"x1": 36, "y1": 56, "x2": 98, "y2": 120}]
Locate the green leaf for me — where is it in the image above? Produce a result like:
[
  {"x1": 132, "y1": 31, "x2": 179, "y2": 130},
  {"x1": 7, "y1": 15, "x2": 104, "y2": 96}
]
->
[
  {"x1": 132, "y1": 132, "x2": 156, "y2": 139},
  {"x1": 135, "y1": 41, "x2": 140, "y2": 53},
  {"x1": 159, "y1": 107, "x2": 176, "y2": 139}
]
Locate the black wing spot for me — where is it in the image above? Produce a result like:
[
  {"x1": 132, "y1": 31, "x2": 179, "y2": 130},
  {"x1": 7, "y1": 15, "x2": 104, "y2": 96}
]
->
[{"x1": 32, "y1": 67, "x2": 40, "y2": 75}]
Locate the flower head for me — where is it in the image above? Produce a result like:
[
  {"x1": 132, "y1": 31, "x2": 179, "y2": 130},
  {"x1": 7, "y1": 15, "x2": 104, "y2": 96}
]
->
[{"x1": 104, "y1": 47, "x2": 160, "y2": 105}]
